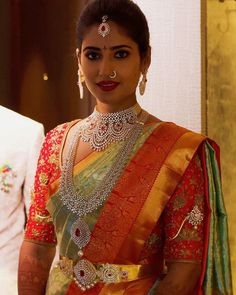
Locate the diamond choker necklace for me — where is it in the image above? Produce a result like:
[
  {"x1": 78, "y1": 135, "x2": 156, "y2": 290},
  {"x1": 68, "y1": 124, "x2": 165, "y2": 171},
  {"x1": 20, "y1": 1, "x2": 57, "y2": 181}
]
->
[{"x1": 77, "y1": 104, "x2": 142, "y2": 151}]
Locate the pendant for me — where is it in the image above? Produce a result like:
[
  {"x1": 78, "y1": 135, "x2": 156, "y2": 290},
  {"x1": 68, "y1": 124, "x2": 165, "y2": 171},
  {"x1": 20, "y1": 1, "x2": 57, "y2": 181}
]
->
[
  {"x1": 74, "y1": 259, "x2": 98, "y2": 291},
  {"x1": 71, "y1": 218, "x2": 91, "y2": 250}
]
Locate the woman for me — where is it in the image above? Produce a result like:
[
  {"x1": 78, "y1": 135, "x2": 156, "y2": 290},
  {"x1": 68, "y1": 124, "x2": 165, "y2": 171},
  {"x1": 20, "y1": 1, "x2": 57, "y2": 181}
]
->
[{"x1": 18, "y1": 0, "x2": 232, "y2": 294}]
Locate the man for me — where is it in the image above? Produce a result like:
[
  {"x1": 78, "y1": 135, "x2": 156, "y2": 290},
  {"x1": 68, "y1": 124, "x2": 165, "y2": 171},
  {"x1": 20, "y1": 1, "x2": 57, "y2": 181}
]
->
[{"x1": 0, "y1": 105, "x2": 44, "y2": 294}]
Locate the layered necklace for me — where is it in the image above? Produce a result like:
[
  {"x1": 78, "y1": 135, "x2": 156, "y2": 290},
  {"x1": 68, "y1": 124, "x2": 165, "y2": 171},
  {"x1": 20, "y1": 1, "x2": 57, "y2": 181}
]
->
[{"x1": 59, "y1": 104, "x2": 149, "y2": 289}]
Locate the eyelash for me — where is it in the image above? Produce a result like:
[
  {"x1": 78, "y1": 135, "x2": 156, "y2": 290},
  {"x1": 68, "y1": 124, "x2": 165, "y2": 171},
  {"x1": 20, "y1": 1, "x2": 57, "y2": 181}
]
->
[
  {"x1": 114, "y1": 50, "x2": 129, "y2": 59},
  {"x1": 86, "y1": 52, "x2": 100, "y2": 60},
  {"x1": 85, "y1": 50, "x2": 130, "y2": 61}
]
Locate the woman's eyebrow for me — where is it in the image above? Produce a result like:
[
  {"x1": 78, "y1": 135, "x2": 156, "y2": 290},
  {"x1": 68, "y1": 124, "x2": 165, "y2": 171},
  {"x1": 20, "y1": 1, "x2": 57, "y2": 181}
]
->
[
  {"x1": 83, "y1": 46, "x2": 100, "y2": 52},
  {"x1": 110, "y1": 45, "x2": 132, "y2": 50},
  {"x1": 83, "y1": 45, "x2": 132, "y2": 52}
]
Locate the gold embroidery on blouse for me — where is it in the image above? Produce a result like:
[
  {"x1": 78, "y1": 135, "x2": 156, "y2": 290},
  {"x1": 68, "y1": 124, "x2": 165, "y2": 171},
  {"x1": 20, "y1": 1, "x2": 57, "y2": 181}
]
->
[
  {"x1": 39, "y1": 172, "x2": 48, "y2": 185},
  {"x1": 39, "y1": 158, "x2": 45, "y2": 166},
  {"x1": 33, "y1": 211, "x2": 52, "y2": 224},
  {"x1": 49, "y1": 154, "x2": 59, "y2": 165},
  {"x1": 173, "y1": 194, "x2": 186, "y2": 210},
  {"x1": 176, "y1": 228, "x2": 201, "y2": 241},
  {"x1": 51, "y1": 143, "x2": 60, "y2": 153},
  {"x1": 32, "y1": 228, "x2": 40, "y2": 237}
]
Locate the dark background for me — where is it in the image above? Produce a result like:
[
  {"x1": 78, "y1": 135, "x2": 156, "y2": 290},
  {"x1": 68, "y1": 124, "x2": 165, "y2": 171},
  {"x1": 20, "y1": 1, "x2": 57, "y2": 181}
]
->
[{"x1": 0, "y1": 0, "x2": 93, "y2": 132}]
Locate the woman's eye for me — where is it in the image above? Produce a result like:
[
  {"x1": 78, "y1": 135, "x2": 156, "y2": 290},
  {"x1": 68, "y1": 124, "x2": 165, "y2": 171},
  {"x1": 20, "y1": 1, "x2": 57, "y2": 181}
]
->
[
  {"x1": 85, "y1": 52, "x2": 100, "y2": 60},
  {"x1": 115, "y1": 50, "x2": 129, "y2": 59}
]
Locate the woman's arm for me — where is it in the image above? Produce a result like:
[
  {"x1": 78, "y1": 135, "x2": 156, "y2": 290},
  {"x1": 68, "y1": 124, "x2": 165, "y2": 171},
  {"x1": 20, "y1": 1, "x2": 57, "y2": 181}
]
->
[
  {"x1": 18, "y1": 240, "x2": 56, "y2": 295},
  {"x1": 156, "y1": 262, "x2": 201, "y2": 295},
  {"x1": 157, "y1": 152, "x2": 205, "y2": 294}
]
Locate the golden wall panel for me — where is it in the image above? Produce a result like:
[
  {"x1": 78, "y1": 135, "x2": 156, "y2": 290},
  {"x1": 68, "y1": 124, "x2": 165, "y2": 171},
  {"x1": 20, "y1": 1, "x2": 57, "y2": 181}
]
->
[{"x1": 207, "y1": 0, "x2": 236, "y2": 292}]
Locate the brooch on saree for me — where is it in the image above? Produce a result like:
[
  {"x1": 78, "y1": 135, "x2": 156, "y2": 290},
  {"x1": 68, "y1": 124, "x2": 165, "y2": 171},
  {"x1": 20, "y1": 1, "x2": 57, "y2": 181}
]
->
[{"x1": 169, "y1": 205, "x2": 204, "y2": 241}]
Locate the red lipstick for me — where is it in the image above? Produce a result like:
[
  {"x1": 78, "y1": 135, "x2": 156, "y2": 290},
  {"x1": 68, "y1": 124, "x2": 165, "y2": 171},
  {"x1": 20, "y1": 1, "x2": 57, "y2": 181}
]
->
[{"x1": 96, "y1": 81, "x2": 120, "y2": 92}]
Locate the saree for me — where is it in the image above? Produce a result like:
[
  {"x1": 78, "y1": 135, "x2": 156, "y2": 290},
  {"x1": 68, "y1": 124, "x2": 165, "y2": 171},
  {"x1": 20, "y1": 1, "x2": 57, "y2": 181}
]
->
[{"x1": 25, "y1": 121, "x2": 232, "y2": 295}]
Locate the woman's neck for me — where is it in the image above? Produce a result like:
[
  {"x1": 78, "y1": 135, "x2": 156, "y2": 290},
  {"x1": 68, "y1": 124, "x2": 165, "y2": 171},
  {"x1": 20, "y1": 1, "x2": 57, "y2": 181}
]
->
[{"x1": 95, "y1": 100, "x2": 138, "y2": 114}]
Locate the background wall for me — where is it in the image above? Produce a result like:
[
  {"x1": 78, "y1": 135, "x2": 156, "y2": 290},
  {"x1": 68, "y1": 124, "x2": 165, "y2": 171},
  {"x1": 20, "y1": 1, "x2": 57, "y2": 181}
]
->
[
  {"x1": 207, "y1": 0, "x2": 236, "y2": 293},
  {"x1": 136, "y1": 0, "x2": 202, "y2": 132},
  {"x1": 0, "y1": 0, "x2": 90, "y2": 132},
  {"x1": 0, "y1": 1, "x2": 10, "y2": 108}
]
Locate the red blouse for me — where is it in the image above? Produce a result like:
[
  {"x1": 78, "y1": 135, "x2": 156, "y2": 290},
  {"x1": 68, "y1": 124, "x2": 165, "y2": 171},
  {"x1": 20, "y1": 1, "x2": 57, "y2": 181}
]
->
[{"x1": 140, "y1": 152, "x2": 205, "y2": 263}]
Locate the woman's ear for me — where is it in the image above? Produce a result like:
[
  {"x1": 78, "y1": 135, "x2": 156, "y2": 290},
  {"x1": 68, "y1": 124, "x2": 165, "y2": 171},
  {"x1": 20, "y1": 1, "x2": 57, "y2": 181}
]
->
[
  {"x1": 141, "y1": 46, "x2": 151, "y2": 74},
  {"x1": 76, "y1": 48, "x2": 82, "y2": 67}
]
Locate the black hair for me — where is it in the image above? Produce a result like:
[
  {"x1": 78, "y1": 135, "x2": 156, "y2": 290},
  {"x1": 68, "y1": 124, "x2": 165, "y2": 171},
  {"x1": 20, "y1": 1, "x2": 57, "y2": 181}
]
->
[{"x1": 77, "y1": 0, "x2": 150, "y2": 59}]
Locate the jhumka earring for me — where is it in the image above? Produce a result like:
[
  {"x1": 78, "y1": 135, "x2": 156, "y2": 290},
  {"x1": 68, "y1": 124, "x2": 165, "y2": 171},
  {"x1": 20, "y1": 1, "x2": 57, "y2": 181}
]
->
[
  {"x1": 139, "y1": 73, "x2": 147, "y2": 96},
  {"x1": 77, "y1": 69, "x2": 85, "y2": 99}
]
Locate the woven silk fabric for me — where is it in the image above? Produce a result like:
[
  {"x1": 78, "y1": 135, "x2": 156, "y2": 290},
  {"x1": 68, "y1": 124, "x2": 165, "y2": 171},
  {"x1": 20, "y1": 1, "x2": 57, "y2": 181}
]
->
[{"x1": 199, "y1": 142, "x2": 232, "y2": 295}]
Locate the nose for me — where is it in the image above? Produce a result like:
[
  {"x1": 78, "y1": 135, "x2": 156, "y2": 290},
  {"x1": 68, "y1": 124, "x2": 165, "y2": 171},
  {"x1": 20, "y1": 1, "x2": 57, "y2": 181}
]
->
[{"x1": 98, "y1": 56, "x2": 113, "y2": 78}]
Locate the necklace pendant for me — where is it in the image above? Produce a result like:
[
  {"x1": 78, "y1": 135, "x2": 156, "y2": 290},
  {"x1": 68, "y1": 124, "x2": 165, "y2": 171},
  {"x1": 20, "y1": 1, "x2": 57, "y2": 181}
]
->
[
  {"x1": 74, "y1": 259, "x2": 98, "y2": 291},
  {"x1": 71, "y1": 218, "x2": 91, "y2": 250}
]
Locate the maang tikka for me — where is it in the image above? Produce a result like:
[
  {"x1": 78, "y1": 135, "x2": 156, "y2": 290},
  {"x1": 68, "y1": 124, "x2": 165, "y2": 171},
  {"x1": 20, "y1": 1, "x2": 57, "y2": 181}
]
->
[{"x1": 98, "y1": 15, "x2": 110, "y2": 37}]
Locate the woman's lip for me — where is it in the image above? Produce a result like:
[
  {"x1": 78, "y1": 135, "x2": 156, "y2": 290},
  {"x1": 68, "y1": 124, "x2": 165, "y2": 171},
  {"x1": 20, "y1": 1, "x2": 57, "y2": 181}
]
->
[{"x1": 96, "y1": 81, "x2": 120, "y2": 92}]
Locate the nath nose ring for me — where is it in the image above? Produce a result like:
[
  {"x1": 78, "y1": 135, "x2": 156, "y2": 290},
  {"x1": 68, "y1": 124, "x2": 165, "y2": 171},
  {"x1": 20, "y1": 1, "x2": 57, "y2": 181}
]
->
[{"x1": 109, "y1": 71, "x2": 117, "y2": 79}]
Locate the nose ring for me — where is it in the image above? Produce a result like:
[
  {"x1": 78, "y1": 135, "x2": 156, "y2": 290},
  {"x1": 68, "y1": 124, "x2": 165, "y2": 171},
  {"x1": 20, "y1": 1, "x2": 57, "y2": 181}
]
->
[{"x1": 109, "y1": 71, "x2": 117, "y2": 79}]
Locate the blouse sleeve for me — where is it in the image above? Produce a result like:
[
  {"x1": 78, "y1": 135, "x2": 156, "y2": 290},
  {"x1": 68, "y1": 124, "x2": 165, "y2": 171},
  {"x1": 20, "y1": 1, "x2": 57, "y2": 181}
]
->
[
  {"x1": 163, "y1": 151, "x2": 205, "y2": 263},
  {"x1": 24, "y1": 123, "x2": 68, "y2": 246}
]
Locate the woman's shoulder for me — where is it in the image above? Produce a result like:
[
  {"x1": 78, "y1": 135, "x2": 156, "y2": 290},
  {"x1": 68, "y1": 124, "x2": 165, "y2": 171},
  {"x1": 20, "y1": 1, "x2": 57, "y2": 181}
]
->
[
  {"x1": 158, "y1": 121, "x2": 220, "y2": 155},
  {"x1": 149, "y1": 117, "x2": 207, "y2": 140},
  {"x1": 146, "y1": 116, "x2": 210, "y2": 152},
  {"x1": 45, "y1": 119, "x2": 80, "y2": 142}
]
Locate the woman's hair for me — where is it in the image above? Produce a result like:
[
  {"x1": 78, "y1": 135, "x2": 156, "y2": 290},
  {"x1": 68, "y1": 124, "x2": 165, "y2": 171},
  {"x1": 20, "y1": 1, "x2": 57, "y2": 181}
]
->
[{"x1": 77, "y1": 0, "x2": 150, "y2": 59}]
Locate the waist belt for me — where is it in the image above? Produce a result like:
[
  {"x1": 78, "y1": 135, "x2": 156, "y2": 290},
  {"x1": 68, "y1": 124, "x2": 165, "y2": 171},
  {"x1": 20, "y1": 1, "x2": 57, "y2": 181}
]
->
[{"x1": 59, "y1": 256, "x2": 157, "y2": 292}]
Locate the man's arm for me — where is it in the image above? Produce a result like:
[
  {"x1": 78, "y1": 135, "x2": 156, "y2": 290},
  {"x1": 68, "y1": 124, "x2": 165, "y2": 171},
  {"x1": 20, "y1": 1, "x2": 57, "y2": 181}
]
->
[
  {"x1": 18, "y1": 240, "x2": 56, "y2": 295},
  {"x1": 156, "y1": 262, "x2": 201, "y2": 295},
  {"x1": 23, "y1": 123, "x2": 45, "y2": 215}
]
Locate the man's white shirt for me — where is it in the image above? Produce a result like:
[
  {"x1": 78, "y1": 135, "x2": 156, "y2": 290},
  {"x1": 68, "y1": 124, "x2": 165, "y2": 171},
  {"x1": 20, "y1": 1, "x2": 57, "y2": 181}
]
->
[{"x1": 0, "y1": 106, "x2": 44, "y2": 294}]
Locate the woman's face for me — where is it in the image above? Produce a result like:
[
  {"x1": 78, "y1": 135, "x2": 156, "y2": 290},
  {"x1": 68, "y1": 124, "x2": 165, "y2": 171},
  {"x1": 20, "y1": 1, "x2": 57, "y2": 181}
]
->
[{"x1": 79, "y1": 22, "x2": 148, "y2": 111}]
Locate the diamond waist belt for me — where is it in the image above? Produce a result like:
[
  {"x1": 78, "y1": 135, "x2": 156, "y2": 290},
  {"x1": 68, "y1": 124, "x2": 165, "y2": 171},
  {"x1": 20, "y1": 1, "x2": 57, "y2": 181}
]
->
[{"x1": 59, "y1": 257, "x2": 157, "y2": 292}]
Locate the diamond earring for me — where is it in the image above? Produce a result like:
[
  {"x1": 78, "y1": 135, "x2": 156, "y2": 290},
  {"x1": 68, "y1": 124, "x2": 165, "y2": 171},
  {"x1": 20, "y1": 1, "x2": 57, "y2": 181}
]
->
[{"x1": 77, "y1": 69, "x2": 85, "y2": 99}]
